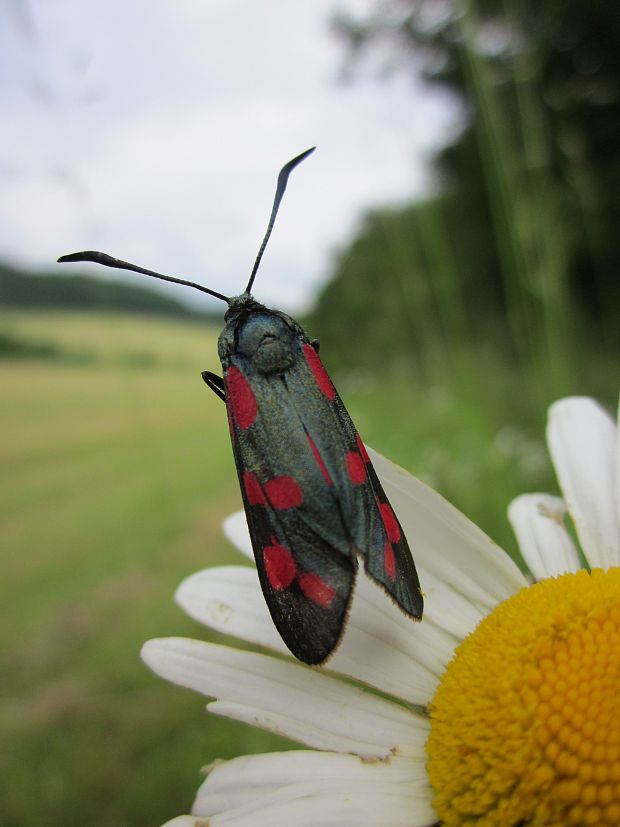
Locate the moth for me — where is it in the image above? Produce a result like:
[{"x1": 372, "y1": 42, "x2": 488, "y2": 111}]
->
[{"x1": 58, "y1": 148, "x2": 423, "y2": 664}]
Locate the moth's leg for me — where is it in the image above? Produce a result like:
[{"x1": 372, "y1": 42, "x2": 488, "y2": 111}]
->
[{"x1": 202, "y1": 370, "x2": 226, "y2": 402}]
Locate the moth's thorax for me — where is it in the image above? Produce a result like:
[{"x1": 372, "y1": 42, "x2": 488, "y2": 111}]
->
[{"x1": 219, "y1": 297, "x2": 305, "y2": 375}]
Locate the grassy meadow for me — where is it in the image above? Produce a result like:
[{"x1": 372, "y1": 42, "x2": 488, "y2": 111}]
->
[
  {"x1": 1, "y1": 308, "x2": 615, "y2": 826},
  {"x1": 1, "y1": 310, "x2": 293, "y2": 827}
]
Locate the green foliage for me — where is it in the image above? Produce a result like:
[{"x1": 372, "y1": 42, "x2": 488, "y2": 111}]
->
[
  {"x1": 311, "y1": 196, "x2": 509, "y2": 372},
  {"x1": 325, "y1": 0, "x2": 620, "y2": 391},
  {"x1": 0, "y1": 330, "x2": 63, "y2": 360}
]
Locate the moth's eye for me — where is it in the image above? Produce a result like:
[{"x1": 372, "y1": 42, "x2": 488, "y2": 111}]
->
[{"x1": 310, "y1": 339, "x2": 320, "y2": 353}]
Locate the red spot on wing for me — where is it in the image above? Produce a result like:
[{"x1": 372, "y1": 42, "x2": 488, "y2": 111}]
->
[
  {"x1": 263, "y1": 538, "x2": 297, "y2": 589},
  {"x1": 307, "y1": 433, "x2": 333, "y2": 485},
  {"x1": 345, "y1": 451, "x2": 366, "y2": 485},
  {"x1": 303, "y1": 343, "x2": 335, "y2": 400},
  {"x1": 225, "y1": 366, "x2": 257, "y2": 429},
  {"x1": 379, "y1": 502, "x2": 401, "y2": 543},
  {"x1": 243, "y1": 471, "x2": 265, "y2": 506},
  {"x1": 265, "y1": 476, "x2": 304, "y2": 509},
  {"x1": 384, "y1": 541, "x2": 396, "y2": 581},
  {"x1": 298, "y1": 572, "x2": 336, "y2": 608},
  {"x1": 356, "y1": 434, "x2": 370, "y2": 464}
]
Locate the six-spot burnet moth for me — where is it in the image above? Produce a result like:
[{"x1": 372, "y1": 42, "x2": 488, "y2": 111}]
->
[{"x1": 58, "y1": 147, "x2": 423, "y2": 665}]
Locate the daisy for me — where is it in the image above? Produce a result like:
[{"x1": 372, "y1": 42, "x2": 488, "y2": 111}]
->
[{"x1": 142, "y1": 394, "x2": 620, "y2": 826}]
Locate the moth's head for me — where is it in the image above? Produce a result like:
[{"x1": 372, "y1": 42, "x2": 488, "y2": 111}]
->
[{"x1": 224, "y1": 292, "x2": 265, "y2": 323}]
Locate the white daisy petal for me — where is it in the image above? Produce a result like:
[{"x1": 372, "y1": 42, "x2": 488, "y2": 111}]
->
[
  {"x1": 176, "y1": 565, "x2": 456, "y2": 705},
  {"x1": 547, "y1": 397, "x2": 620, "y2": 568},
  {"x1": 161, "y1": 818, "x2": 200, "y2": 827},
  {"x1": 192, "y1": 751, "x2": 434, "y2": 827},
  {"x1": 141, "y1": 638, "x2": 427, "y2": 759},
  {"x1": 198, "y1": 789, "x2": 429, "y2": 827},
  {"x1": 195, "y1": 750, "x2": 426, "y2": 812},
  {"x1": 222, "y1": 512, "x2": 253, "y2": 558},
  {"x1": 331, "y1": 570, "x2": 458, "y2": 702},
  {"x1": 508, "y1": 493, "x2": 582, "y2": 580},
  {"x1": 415, "y1": 568, "x2": 487, "y2": 640},
  {"x1": 369, "y1": 448, "x2": 528, "y2": 605},
  {"x1": 176, "y1": 567, "x2": 283, "y2": 652}
]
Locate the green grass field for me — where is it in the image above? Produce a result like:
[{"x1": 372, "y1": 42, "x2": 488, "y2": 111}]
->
[
  {"x1": 2, "y1": 309, "x2": 610, "y2": 826},
  {"x1": 1, "y1": 311, "x2": 295, "y2": 827}
]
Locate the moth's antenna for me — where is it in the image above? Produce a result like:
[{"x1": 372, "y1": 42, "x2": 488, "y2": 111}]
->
[
  {"x1": 57, "y1": 251, "x2": 230, "y2": 303},
  {"x1": 245, "y1": 146, "x2": 315, "y2": 295}
]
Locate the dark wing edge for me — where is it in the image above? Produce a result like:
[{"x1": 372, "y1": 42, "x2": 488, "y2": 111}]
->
[
  {"x1": 327, "y1": 393, "x2": 423, "y2": 621},
  {"x1": 240, "y1": 480, "x2": 357, "y2": 665},
  {"x1": 225, "y1": 371, "x2": 357, "y2": 664},
  {"x1": 362, "y1": 457, "x2": 424, "y2": 620},
  {"x1": 287, "y1": 356, "x2": 424, "y2": 625}
]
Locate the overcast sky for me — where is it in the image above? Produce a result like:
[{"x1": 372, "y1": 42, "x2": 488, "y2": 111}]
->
[{"x1": 1, "y1": 0, "x2": 456, "y2": 312}]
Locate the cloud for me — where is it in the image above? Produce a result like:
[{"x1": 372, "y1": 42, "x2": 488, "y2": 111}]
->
[{"x1": 0, "y1": 1, "x2": 455, "y2": 311}]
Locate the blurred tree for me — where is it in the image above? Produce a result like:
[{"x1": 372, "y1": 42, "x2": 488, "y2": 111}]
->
[{"x1": 313, "y1": 0, "x2": 620, "y2": 384}]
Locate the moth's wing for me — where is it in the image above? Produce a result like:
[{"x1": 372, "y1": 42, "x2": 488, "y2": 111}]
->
[
  {"x1": 224, "y1": 359, "x2": 356, "y2": 665},
  {"x1": 286, "y1": 345, "x2": 423, "y2": 621},
  {"x1": 223, "y1": 338, "x2": 422, "y2": 664},
  {"x1": 242, "y1": 489, "x2": 356, "y2": 665},
  {"x1": 358, "y1": 449, "x2": 424, "y2": 618}
]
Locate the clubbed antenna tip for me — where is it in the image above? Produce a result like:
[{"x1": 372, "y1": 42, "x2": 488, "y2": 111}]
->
[
  {"x1": 245, "y1": 146, "x2": 316, "y2": 295},
  {"x1": 57, "y1": 146, "x2": 317, "y2": 304},
  {"x1": 57, "y1": 250, "x2": 229, "y2": 303}
]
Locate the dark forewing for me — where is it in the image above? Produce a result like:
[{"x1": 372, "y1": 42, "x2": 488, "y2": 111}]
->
[
  {"x1": 360, "y1": 453, "x2": 423, "y2": 619},
  {"x1": 223, "y1": 333, "x2": 422, "y2": 663},
  {"x1": 286, "y1": 346, "x2": 423, "y2": 621},
  {"x1": 224, "y1": 351, "x2": 356, "y2": 664},
  {"x1": 240, "y1": 484, "x2": 356, "y2": 664}
]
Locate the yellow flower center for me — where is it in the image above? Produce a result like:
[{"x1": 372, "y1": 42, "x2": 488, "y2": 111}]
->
[{"x1": 426, "y1": 568, "x2": 620, "y2": 826}]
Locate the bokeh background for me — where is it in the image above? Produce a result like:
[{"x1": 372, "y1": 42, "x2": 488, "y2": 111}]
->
[{"x1": 1, "y1": 2, "x2": 618, "y2": 825}]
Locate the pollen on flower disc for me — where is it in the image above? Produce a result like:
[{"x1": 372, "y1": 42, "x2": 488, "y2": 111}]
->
[
  {"x1": 426, "y1": 568, "x2": 620, "y2": 827},
  {"x1": 303, "y1": 343, "x2": 335, "y2": 400},
  {"x1": 265, "y1": 476, "x2": 304, "y2": 510},
  {"x1": 298, "y1": 572, "x2": 336, "y2": 608},
  {"x1": 225, "y1": 366, "x2": 257, "y2": 429},
  {"x1": 263, "y1": 538, "x2": 297, "y2": 590}
]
